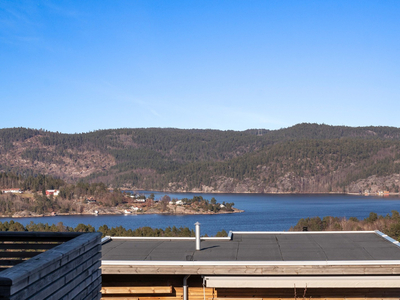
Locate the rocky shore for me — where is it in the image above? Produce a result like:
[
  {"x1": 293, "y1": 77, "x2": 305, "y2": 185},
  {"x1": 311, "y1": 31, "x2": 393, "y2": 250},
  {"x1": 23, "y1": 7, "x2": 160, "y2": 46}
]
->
[{"x1": 5, "y1": 205, "x2": 243, "y2": 218}]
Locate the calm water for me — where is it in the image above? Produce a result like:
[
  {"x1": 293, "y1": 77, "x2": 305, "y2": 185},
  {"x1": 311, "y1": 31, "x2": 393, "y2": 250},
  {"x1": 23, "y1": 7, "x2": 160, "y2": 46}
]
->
[{"x1": 2, "y1": 192, "x2": 400, "y2": 235}]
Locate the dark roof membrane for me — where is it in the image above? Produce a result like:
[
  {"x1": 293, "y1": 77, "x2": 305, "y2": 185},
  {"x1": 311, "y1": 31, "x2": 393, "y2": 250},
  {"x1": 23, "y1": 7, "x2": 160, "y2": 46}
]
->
[{"x1": 102, "y1": 232, "x2": 400, "y2": 262}]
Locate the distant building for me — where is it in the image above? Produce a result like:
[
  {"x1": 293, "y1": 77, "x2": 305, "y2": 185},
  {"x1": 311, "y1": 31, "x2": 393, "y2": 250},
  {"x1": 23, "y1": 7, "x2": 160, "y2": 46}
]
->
[
  {"x1": 46, "y1": 189, "x2": 59, "y2": 196},
  {"x1": 133, "y1": 199, "x2": 146, "y2": 203},
  {"x1": 2, "y1": 189, "x2": 22, "y2": 194}
]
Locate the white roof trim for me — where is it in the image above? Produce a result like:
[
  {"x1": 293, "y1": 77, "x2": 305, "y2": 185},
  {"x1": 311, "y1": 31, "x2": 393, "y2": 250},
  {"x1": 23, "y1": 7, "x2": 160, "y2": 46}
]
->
[
  {"x1": 103, "y1": 236, "x2": 231, "y2": 242},
  {"x1": 204, "y1": 276, "x2": 400, "y2": 288},
  {"x1": 231, "y1": 231, "x2": 377, "y2": 234},
  {"x1": 103, "y1": 230, "x2": 379, "y2": 244},
  {"x1": 375, "y1": 230, "x2": 400, "y2": 247},
  {"x1": 102, "y1": 260, "x2": 400, "y2": 266}
]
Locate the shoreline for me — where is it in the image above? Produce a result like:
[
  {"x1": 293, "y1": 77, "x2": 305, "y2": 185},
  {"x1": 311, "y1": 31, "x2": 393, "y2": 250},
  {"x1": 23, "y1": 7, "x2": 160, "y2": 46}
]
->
[
  {"x1": 132, "y1": 189, "x2": 400, "y2": 197},
  {"x1": 1, "y1": 191, "x2": 397, "y2": 220},
  {"x1": 1, "y1": 208, "x2": 244, "y2": 219}
]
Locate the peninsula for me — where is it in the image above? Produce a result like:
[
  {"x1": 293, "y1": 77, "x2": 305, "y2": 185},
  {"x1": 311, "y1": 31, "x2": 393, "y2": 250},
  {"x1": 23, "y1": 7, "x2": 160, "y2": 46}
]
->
[{"x1": 0, "y1": 185, "x2": 242, "y2": 218}]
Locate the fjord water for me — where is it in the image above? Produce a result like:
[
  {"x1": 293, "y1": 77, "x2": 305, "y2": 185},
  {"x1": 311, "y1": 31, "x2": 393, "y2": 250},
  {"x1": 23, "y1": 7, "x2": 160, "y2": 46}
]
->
[{"x1": 2, "y1": 193, "x2": 400, "y2": 236}]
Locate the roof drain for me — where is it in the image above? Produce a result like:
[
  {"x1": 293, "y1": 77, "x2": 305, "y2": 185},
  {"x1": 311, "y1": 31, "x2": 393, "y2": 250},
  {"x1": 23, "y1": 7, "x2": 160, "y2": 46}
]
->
[
  {"x1": 183, "y1": 275, "x2": 191, "y2": 300},
  {"x1": 195, "y1": 222, "x2": 201, "y2": 251}
]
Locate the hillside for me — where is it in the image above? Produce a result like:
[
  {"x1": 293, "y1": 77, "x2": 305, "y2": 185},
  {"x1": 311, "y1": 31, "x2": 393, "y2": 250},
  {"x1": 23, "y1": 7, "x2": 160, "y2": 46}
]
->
[{"x1": 1, "y1": 124, "x2": 400, "y2": 193}]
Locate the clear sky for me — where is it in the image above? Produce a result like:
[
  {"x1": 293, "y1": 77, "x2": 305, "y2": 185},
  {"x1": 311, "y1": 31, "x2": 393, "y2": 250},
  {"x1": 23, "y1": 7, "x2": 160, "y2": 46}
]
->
[{"x1": 0, "y1": 1, "x2": 399, "y2": 133}]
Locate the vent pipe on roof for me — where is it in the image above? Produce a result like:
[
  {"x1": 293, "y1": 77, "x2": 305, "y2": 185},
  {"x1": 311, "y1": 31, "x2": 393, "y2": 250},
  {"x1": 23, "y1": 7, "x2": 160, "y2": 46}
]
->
[{"x1": 195, "y1": 222, "x2": 201, "y2": 251}]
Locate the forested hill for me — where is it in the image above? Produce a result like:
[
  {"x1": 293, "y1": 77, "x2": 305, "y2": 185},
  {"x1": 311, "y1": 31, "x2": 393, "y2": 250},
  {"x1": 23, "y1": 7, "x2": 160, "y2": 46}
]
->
[{"x1": 1, "y1": 123, "x2": 400, "y2": 194}]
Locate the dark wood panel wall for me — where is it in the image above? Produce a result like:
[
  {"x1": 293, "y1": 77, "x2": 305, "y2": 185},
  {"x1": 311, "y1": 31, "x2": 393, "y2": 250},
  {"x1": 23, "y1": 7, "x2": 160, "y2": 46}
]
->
[{"x1": 0, "y1": 232, "x2": 102, "y2": 300}]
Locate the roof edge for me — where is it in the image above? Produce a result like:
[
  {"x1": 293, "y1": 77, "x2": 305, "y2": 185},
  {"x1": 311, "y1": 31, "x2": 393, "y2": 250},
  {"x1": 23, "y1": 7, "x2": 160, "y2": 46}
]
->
[
  {"x1": 101, "y1": 259, "x2": 400, "y2": 266},
  {"x1": 375, "y1": 230, "x2": 400, "y2": 247},
  {"x1": 101, "y1": 230, "x2": 382, "y2": 244}
]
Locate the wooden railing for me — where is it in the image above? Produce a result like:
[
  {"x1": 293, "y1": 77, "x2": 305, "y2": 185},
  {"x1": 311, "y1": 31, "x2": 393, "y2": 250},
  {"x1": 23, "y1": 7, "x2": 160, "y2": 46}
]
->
[{"x1": 0, "y1": 232, "x2": 102, "y2": 300}]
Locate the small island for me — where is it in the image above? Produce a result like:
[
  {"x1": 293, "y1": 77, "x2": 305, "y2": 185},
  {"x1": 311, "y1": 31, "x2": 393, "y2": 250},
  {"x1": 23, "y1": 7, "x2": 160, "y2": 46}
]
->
[{"x1": 125, "y1": 194, "x2": 242, "y2": 215}]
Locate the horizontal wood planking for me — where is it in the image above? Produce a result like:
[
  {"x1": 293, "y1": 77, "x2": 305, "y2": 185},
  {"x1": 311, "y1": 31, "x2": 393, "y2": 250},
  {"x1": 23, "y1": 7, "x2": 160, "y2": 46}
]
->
[
  {"x1": 0, "y1": 260, "x2": 28, "y2": 266},
  {"x1": 0, "y1": 241, "x2": 62, "y2": 269},
  {"x1": 101, "y1": 287, "x2": 214, "y2": 300},
  {"x1": 0, "y1": 232, "x2": 81, "y2": 243},
  {"x1": 101, "y1": 286, "x2": 172, "y2": 294},
  {"x1": 6, "y1": 247, "x2": 100, "y2": 297},
  {"x1": 74, "y1": 277, "x2": 102, "y2": 300},
  {"x1": 0, "y1": 232, "x2": 102, "y2": 300},
  {"x1": 101, "y1": 264, "x2": 400, "y2": 275},
  {"x1": 0, "y1": 233, "x2": 101, "y2": 295},
  {"x1": 101, "y1": 296, "x2": 138, "y2": 300},
  {"x1": 10, "y1": 249, "x2": 101, "y2": 299},
  {"x1": 213, "y1": 298, "x2": 262, "y2": 300},
  {"x1": 49, "y1": 268, "x2": 101, "y2": 300},
  {"x1": 0, "y1": 243, "x2": 61, "y2": 250},
  {"x1": 212, "y1": 299, "x2": 400, "y2": 300},
  {"x1": 0, "y1": 252, "x2": 43, "y2": 258},
  {"x1": 17, "y1": 256, "x2": 101, "y2": 299},
  {"x1": 216, "y1": 287, "x2": 400, "y2": 298}
]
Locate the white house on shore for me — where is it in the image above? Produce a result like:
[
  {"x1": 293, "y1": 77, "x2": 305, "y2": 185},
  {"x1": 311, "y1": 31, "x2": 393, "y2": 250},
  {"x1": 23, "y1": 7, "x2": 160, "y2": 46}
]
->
[
  {"x1": 46, "y1": 189, "x2": 60, "y2": 196},
  {"x1": 2, "y1": 189, "x2": 22, "y2": 194}
]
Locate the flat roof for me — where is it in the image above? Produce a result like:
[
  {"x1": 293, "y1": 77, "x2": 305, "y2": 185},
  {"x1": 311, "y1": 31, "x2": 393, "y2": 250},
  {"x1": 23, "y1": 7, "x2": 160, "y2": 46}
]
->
[
  {"x1": 101, "y1": 231, "x2": 400, "y2": 275},
  {"x1": 102, "y1": 231, "x2": 400, "y2": 262}
]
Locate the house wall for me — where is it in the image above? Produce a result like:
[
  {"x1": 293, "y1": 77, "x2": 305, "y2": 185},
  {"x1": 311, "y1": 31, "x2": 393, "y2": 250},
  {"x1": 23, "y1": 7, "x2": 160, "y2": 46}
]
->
[
  {"x1": 101, "y1": 275, "x2": 400, "y2": 300},
  {"x1": 216, "y1": 287, "x2": 400, "y2": 299}
]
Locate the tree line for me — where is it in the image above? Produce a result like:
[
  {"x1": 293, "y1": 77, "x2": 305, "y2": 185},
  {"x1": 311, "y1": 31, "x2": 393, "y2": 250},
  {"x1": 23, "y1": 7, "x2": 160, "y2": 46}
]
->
[
  {"x1": 291, "y1": 210, "x2": 400, "y2": 241},
  {"x1": 0, "y1": 221, "x2": 228, "y2": 237}
]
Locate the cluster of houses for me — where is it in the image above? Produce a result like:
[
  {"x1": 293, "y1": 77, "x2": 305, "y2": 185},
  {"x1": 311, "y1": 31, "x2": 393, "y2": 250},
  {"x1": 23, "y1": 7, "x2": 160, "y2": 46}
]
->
[
  {"x1": 1, "y1": 188, "x2": 23, "y2": 194},
  {"x1": 364, "y1": 189, "x2": 391, "y2": 196},
  {"x1": 129, "y1": 193, "x2": 187, "y2": 205},
  {"x1": 1, "y1": 188, "x2": 60, "y2": 196}
]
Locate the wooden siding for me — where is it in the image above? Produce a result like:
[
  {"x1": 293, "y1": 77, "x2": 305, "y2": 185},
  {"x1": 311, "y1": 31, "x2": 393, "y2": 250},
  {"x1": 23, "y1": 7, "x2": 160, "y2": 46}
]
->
[
  {"x1": 101, "y1": 286, "x2": 215, "y2": 300},
  {"x1": 0, "y1": 231, "x2": 79, "y2": 272},
  {"x1": 101, "y1": 286, "x2": 173, "y2": 294},
  {"x1": 101, "y1": 275, "x2": 400, "y2": 300},
  {"x1": 216, "y1": 287, "x2": 400, "y2": 299},
  {"x1": 100, "y1": 286, "x2": 400, "y2": 300},
  {"x1": 101, "y1": 264, "x2": 400, "y2": 276},
  {"x1": 0, "y1": 232, "x2": 102, "y2": 300}
]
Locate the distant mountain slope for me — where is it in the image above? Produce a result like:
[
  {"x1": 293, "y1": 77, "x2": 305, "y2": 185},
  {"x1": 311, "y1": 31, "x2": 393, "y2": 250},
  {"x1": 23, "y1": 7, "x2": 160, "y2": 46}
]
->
[{"x1": 1, "y1": 124, "x2": 400, "y2": 193}]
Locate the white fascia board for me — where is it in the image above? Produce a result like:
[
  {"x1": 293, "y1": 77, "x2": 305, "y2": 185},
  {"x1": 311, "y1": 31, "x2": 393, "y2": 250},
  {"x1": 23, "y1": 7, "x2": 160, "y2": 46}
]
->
[
  {"x1": 104, "y1": 236, "x2": 230, "y2": 241},
  {"x1": 101, "y1": 236, "x2": 111, "y2": 244},
  {"x1": 247, "y1": 231, "x2": 378, "y2": 234},
  {"x1": 204, "y1": 276, "x2": 400, "y2": 288},
  {"x1": 101, "y1": 260, "x2": 400, "y2": 266},
  {"x1": 107, "y1": 236, "x2": 196, "y2": 240},
  {"x1": 375, "y1": 230, "x2": 400, "y2": 247}
]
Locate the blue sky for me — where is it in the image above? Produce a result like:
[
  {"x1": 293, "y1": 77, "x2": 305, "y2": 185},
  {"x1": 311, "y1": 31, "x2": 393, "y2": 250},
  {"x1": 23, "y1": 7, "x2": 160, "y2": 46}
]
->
[{"x1": 0, "y1": 1, "x2": 399, "y2": 133}]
